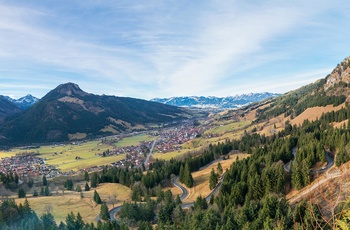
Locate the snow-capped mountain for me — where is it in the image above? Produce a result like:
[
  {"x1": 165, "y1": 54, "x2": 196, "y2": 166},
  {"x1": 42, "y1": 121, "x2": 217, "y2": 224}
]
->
[
  {"x1": 151, "y1": 92, "x2": 280, "y2": 109},
  {"x1": 5, "y1": 94, "x2": 39, "y2": 110}
]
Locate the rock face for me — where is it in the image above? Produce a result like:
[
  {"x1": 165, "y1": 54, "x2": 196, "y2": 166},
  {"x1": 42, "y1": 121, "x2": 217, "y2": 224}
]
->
[{"x1": 324, "y1": 56, "x2": 350, "y2": 91}]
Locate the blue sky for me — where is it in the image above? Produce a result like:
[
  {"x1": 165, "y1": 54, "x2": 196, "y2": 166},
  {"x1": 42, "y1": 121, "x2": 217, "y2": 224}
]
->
[{"x1": 0, "y1": 0, "x2": 349, "y2": 99}]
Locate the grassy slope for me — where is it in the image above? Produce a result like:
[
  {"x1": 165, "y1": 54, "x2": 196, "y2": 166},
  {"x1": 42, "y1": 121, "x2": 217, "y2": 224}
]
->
[
  {"x1": 16, "y1": 183, "x2": 132, "y2": 223},
  {"x1": 181, "y1": 153, "x2": 250, "y2": 203},
  {"x1": 114, "y1": 134, "x2": 156, "y2": 147}
]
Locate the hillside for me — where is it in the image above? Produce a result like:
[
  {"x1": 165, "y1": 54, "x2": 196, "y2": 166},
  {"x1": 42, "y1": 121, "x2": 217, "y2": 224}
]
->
[
  {"x1": 151, "y1": 93, "x2": 280, "y2": 109},
  {"x1": 251, "y1": 57, "x2": 350, "y2": 123},
  {"x1": 0, "y1": 83, "x2": 191, "y2": 145},
  {"x1": 0, "y1": 96, "x2": 22, "y2": 121}
]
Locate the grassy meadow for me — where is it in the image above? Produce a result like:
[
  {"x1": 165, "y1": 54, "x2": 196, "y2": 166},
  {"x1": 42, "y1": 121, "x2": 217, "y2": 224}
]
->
[
  {"x1": 0, "y1": 134, "x2": 156, "y2": 172},
  {"x1": 16, "y1": 183, "x2": 132, "y2": 223}
]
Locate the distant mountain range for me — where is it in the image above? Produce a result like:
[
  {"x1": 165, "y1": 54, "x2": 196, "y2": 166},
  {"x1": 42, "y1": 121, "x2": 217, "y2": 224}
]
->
[
  {"x1": 151, "y1": 93, "x2": 281, "y2": 109},
  {"x1": 5, "y1": 94, "x2": 39, "y2": 110},
  {"x1": 0, "y1": 83, "x2": 191, "y2": 146}
]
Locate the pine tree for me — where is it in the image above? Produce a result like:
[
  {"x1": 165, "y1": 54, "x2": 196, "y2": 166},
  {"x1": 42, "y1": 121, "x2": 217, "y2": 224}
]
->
[
  {"x1": 100, "y1": 202, "x2": 110, "y2": 221},
  {"x1": 217, "y1": 162, "x2": 223, "y2": 174},
  {"x1": 179, "y1": 165, "x2": 185, "y2": 183},
  {"x1": 14, "y1": 173, "x2": 19, "y2": 184},
  {"x1": 94, "y1": 190, "x2": 102, "y2": 204},
  {"x1": 85, "y1": 182, "x2": 90, "y2": 191},
  {"x1": 84, "y1": 171, "x2": 89, "y2": 181},
  {"x1": 209, "y1": 168, "x2": 219, "y2": 190},
  {"x1": 91, "y1": 172, "x2": 99, "y2": 188},
  {"x1": 42, "y1": 175, "x2": 47, "y2": 186},
  {"x1": 44, "y1": 186, "x2": 51, "y2": 196},
  {"x1": 183, "y1": 162, "x2": 194, "y2": 188},
  {"x1": 18, "y1": 188, "x2": 26, "y2": 198}
]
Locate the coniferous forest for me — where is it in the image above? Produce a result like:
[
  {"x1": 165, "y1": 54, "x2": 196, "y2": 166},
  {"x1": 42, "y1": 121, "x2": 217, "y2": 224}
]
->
[{"x1": 2, "y1": 102, "x2": 350, "y2": 229}]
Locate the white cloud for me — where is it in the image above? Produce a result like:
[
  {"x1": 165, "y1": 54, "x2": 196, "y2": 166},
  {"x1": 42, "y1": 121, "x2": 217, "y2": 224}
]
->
[{"x1": 0, "y1": 1, "x2": 349, "y2": 99}]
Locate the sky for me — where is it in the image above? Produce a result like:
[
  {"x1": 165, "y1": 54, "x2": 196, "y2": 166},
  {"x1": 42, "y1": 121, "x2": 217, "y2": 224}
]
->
[{"x1": 0, "y1": 0, "x2": 349, "y2": 100}]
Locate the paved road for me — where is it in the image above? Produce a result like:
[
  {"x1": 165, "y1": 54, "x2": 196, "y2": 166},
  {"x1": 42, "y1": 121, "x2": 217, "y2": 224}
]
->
[
  {"x1": 106, "y1": 156, "x2": 228, "y2": 220},
  {"x1": 284, "y1": 147, "x2": 334, "y2": 174},
  {"x1": 288, "y1": 170, "x2": 341, "y2": 203},
  {"x1": 174, "y1": 172, "x2": 227, "y2": 209},
  {"x1": 108, "y1": 206, "x2": 122, "y2": 221},
  {"x1": 283, "y1": 147, "x2": 297, "y2": 173},
  {"x1": 144, "y1": 139, "x2": 157, "y2": 166},
  {"x1": 173, "y1": 176, "x2": 189, "y2": 201}
]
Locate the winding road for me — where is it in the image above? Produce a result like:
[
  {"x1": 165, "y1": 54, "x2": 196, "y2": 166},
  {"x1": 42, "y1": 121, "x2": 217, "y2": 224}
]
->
[
  {"x1": 173, "y1": 172, "x2": 227, "y2": 209},
  {"x1": 284, "y1": 147, "x2": 334, "y2": 174},
  {"x1": 173, "y1": 176, "x2": 189, "y2": 201},
  {"x1": 96, "y1": 139, "x2": 158, "y2": 222}
]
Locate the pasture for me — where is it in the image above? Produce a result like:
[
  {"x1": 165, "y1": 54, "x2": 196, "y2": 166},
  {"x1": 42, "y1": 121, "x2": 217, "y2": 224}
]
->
[
  {"x1": 0, "y1": 134, "x2": 156, "y2": 172},
  {"x1": 16, "y1": 183, "x2": 132, "y2": 223}
]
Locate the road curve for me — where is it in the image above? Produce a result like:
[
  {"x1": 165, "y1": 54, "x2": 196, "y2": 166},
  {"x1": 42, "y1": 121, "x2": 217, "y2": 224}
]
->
[
  {"x1": 284, "y1": 147, "x2": 334, "y2": 174},
  {"x1": 105, "y1": 157, "x2": 228, "y2": 220},
  {"x1": 174, "y1": 172, "x2": 227, "y2": 209},
  {"x1": 173, "y1": 176, "x2": 189, "y2": 201}
]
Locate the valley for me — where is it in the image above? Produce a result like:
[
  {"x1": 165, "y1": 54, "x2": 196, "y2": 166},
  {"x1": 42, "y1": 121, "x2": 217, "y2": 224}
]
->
[{"x1": 1, "y1": 58, "x2": 350, "y2": 229}]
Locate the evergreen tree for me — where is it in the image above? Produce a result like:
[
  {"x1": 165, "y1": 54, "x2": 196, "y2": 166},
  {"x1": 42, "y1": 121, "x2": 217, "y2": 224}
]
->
[
  {"x1": 42, "y1": 175, "x2": 47, "y2": 186},
  {"x1": 175, "y1": 194, "x2": 182, "y2": 205},
  {"x1": 84, "y1": 171, "x2": 89, "y2": 181},
  {"x1": 44, "y1": 186, "x2": 51, "y2": 196},
  {"x1": 18, "y1": 188, "x2": 26, "y2": 198},
  {"x1": 91, "y1": 172, "x2": 99, "y2": 188},
  {"x1": 64, "y1": 179, "x2": 74, "y2": 190},
  {"x1": 217, "y1": 162, "x2": 223, "y2": 174},
  {"x1": 183, "y1": 162, "x2": 194, "y2": 188},
  {"x1": 209, "y1": 168, "x2": 219, "y2": 190},
  {"x1": 179, "y1": 165, "x2": 185, "y2": 183},
  {"x1": 14, "y1": 173, "x2": 19, "y2": 184},
  {"x1": 40, "y1": 212, "x2": 57, "y2": 230},
  {"x1": 85, "y1": 182, "x2": 90, "y2": 191},
  {"x1": 27, "y1": 178, "x2": 34, "y2": 188},
  {"x1": 94, "y1": 190, "x2": 102, "y2": 204},
  {"x1": 100, "y1": 203, "x2": 110, "y2": 221}
]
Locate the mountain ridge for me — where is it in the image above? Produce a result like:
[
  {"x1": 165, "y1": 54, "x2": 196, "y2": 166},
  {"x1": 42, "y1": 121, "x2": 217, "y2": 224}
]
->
[
  {"x1": 4, "y1": 94, "x2": 39, "y2": 110},
  {"x1": 151, "y1": 92, "x2": 280, "y2": 109},
  {"x1": 0, "y1": 83, "x2": 192, "y2": 146}
]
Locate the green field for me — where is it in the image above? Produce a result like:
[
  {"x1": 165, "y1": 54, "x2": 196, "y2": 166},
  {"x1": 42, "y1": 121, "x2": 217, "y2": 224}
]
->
[
  {"x1": 115, "y1": 133, "x2": 156, "y2": 147},
  {"x1": 0, "y1": 134, "x2": 156, "y2": 172},
  {"x1": 204, "y1": 120, "x2": 251, "y2": 135}
]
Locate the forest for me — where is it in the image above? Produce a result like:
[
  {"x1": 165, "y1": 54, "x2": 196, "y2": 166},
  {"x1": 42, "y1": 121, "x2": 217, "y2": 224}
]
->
[{"x1": 2, "y1": 104, "x2": 350, "y2": 229}]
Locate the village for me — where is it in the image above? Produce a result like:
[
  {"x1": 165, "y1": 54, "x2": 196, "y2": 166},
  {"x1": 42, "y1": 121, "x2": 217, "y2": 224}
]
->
[{"x1": 0, "y1": 119, "x2": 221, "y2": 181}]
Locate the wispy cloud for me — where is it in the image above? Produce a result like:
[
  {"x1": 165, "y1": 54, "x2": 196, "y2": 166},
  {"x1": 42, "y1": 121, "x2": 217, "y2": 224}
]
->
[{"x1": 0, "y1": 1, "x2": 349, "y2": 99}]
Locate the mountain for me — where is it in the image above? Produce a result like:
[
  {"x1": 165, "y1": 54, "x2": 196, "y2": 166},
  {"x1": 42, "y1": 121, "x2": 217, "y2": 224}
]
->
[
  {"x1": 0, "y1": 83, "x2": 191, "y2": 145},
  {"x1": 5, "y1": 94, "x2": 39, "y2": 110},
  {"x1": 0, "y1": 96, "x2": 22, "y2": 121},
  {"x1": 253, "y1": 57, "x2": 350, "y2": 123},
  {"x1": 151, "y1": 92, "x2": 280, "y2": 109}
]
